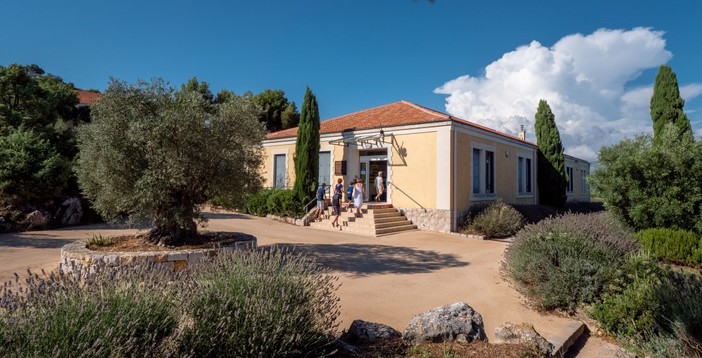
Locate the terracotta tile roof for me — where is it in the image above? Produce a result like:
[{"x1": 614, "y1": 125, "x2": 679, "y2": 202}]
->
[
  {"x1": 264, "y1": 100, "x2": 534, "y2": 146},
  {"x1": 74, "y1": 90, "x2": 102, "y2": 105}
]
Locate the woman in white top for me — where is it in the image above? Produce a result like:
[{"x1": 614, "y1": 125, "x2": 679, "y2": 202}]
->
[{"x1": 352, "y1": 178, "x2": 365, "y2": 215}]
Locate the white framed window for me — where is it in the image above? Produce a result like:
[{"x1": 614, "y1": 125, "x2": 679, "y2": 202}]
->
[
  {"x1": 471, "y1": 144, "x2": 496, "y2": 199},
  {"x1": 580, "y1": 168, "x2": 589, "y2": 193},
  {"x1": 318, "y1": 151, "x2": 331, "y2": 187},
  {"x1": 566, "y1": 166, "x2": 574, "y2": 193},
  {"x1": 273, "y1": 154, "x2": 287, "y2": 189},
  {"x1": 517, "y1": 154, "x2": 533, "y2": 196}
]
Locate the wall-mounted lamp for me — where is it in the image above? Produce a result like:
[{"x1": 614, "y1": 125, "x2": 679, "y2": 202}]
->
[{"x1": 380, "y1": 129, "x2": 385, "y2": 143}]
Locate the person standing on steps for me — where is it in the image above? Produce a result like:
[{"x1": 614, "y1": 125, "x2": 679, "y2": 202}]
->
[
  {"x1": 352, "y1": 178, "x2": 365, "y2": 215},
  {"x1": 374, "y1": 171, "x2": 385, "y2": 202},
  {"x1": 346, "y1": 176, "x2": 356, "y2": 211},
  {"x1": 335, "y1": 178, "x2": 344, "y2": 200},
  {"x1": 331, "y1": 186, "x2": 342, "y2": 230},
  {"x1": 315, "y1": 183, "x2": 326, "y2": 221}
]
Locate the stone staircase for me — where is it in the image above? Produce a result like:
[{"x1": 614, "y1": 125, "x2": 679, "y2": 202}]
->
[{"x1": 308, "y1": 203, "x2": 417, "y2": 237}]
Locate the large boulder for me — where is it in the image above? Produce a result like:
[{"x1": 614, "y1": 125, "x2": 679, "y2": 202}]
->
[
  {"x1": 403, "y1": 302, "x2": 487, "y2": 345},
  {"x1": 342, "y1": 319, "x2": 402, "y2": 344},
  {"x1": 494, "y1": 322, "x2": 555, "y2": 357},
  {"x1": 23, "y1": 210, "x2": 50, "y2": 230},
  {"x1": 56, "y1": 197, "x2": 83, "y2": 226}
]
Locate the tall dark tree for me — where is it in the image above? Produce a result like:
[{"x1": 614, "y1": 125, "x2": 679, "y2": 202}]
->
[
  {"x1": 181, "y1": 77, "x2": 214, "y2": 103},
  {"x1": 534, "y1": 99, "x2": 567, "y2": 207},
  {"x1": 293, "y1": 87, "x2": 320, "y2": 201},
  {"x1": 650, "y1": 65, "x2": 693, "y2": 145},
  {"x1": 281, "y1": 102, "x2": 300, "y2": 129},
  {"x1": 0, "y1": 64, "x2": 78, "y2": 134},
  {"x1": 255, "y1": 89, "x2": 299, "y2": 131},
  {"x1": 0, "y1": 64, "x2": 79, "y2": 205}
]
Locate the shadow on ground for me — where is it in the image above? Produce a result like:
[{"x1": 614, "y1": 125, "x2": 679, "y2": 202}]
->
[
  {"x1": 0, "y1": 235, "x2": 74, "y2": 249},
  {"x1": 203, "y1": 212, "x2": 251, "y2": 220},
  {"x1": 267, "y1": 243, "x2": 468, "y2": 277}
]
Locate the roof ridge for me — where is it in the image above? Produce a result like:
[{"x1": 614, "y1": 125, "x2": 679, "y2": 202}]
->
[
  {"x1": 321, "y1": 100, "x2": 406, "y2": 123},
  {"x1": 400, "y1": 100, "x2": 450, "y2": 119}
]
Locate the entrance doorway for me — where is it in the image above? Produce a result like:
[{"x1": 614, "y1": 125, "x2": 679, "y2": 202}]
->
[{"x1": 359, "y1": 150, "x2": 388, "y2": 203}]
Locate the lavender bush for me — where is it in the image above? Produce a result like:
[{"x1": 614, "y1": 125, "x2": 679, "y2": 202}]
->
[
  {"x1": 503, "y1": 212, "x2": 639, "y2": 311},
  {"x1": 0, "y1": 266, "x2": 177, "y2": 357},
  {"x1": 0, "y1": 247, "x2": 340, "y2": 357}
]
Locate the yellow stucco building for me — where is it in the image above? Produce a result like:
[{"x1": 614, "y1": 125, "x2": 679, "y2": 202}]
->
[{"x1": 262, "y1": 101, "x2": 590, "y2": 232}]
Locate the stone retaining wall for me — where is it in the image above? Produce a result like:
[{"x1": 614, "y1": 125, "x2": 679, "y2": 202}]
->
[
  {"x1": 60, "y1": 237, "x2": 256, "y2": 275},
  {"x1": 399, "y1": 208, "x2": 453, "y2": 233}
]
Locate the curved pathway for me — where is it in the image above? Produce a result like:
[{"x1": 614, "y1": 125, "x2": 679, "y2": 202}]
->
[{"x1": 0, "y1": 212, "x2": 622, "y2": 357}]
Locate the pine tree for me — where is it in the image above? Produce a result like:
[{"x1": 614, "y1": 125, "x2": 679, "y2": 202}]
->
[
  {"x1": 293, "y1": 87, "x2": 320, "y2": 201},
  {"x1": 534, "y1": 100, "x2": 567, "y2": 207},
  {"x1": 650, "y1": 65, "x2": 693, "y2": 145}
]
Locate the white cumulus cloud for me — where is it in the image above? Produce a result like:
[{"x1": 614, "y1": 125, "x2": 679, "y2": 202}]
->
[{"x1": 434, "y1": 27, "x2": 701, "y2": 162}]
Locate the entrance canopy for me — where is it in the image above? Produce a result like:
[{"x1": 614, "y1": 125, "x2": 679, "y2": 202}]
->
[{"x1": 329, "y1": 130, "x2": 392, "y2": 149}]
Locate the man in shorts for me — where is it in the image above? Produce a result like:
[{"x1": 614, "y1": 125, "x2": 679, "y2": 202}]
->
[
  {"x1": 315, "y1": 183, "x2": 326, "y2": 221},
  {"x1": 374, "y1": 171, "x2": 385, "y2": 202}
]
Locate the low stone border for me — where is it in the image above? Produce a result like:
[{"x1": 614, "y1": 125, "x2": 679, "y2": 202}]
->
[
  {"x1": 449, "y1": 232, "x2": 486, "y2": 240},
  {"x1": 265, "y1": 214, "x2": 305, "y2": 226},
  {"x1": 60, "y1": 235, "x2": 256, "y2": 275}
]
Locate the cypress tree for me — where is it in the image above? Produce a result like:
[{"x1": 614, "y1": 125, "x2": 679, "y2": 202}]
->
[
  {"x1": 534, "y1": 99, "x2": 567, "y2": 207},
  {"x1": 293, "y1": 87, "x2": 321, "y2": 201},
  {"x1": 650, "y1": 65, "x2": 693, "y2": 145}
]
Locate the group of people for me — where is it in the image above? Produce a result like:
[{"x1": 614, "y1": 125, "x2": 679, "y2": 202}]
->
[{"x1": 314, "y1": 171, "x2": 385, "y2": 230}]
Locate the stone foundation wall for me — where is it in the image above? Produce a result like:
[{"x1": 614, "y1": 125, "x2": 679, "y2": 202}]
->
[
  {"x1": 60, "y1": 238, "x2": 256, "y2": 275},
  {"x1": 398, "y1": 208, "x2": 453, "y2": 233}
]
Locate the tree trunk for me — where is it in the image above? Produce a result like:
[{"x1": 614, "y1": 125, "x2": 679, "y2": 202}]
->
[{"x1": 148, "y1": 202, "x2": 198, "y2": 246}]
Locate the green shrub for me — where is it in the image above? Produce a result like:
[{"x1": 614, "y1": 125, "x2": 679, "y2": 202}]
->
[
  {"x1": 656, "y1": 270, "x2": 702, "y2": 355},
  {"x1": 86, "y1": 234, "x2": 114, "y2": 249},
  {"x1": 0, "y1": 267, "x2": 177, "y2": 357},
  {"x1": 465, "y1": 200, "x2": 525, "y2": 238},
  {"x1": 589, "y1": 124, "x2": 702, "y2": 234},
  {"x1": 503, "y1": 212, "x2": 639, "y2": 311},
  {"x1": 637, "y1": 228, "x2": 702, "y2": 267},
  {"x1": 267, "y1": 189, "x2": 304, "y2": 218},
  {"x1": 589, "y1": 254, "x2": 702, "y2": 357},
  {"x1": 175, "y1": 248, "x2": 340, "y2": 357},
  {"x1": 245, "y1": 188, "x2": 276, "y2": 216},
  {"x1": 591, "y1": 253, "x2": 666, "y2": 339}
]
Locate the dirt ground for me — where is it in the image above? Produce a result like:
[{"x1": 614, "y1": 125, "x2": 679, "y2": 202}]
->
[{"x1": 0, "y1": 211, "x2": 623, "y2": 357}]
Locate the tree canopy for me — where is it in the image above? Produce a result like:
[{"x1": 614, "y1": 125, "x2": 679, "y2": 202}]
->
[
  {"x1": 76, "y1": 78, "x2": 265, "y2": 245},
  {"x1": 0, "y1": 64, "x2": 80, "y2": 206},
  {"x1": 254, "y1": 89, "x2": 299, "y2": 132},
  {"x1": 293, "y1": 87, "x2": 320, "y2": 201},
  {"x1": 534, "y1": 99, "x2": 567, "y2": 207},
  {"x1": 650, "y1": 65, "x2": 693, "y2": 145},
  {"x1": 590, "y1": 124, "x2": 702, "y2": 233}
]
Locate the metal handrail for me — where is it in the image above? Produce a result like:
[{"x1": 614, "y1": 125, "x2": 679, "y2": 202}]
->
[
  {"x1": 386, "y1": 181, "x2": 425, "y2": 210},
  {"x1": 303, "y1": 185, "x2": 332, "y2": 213}
]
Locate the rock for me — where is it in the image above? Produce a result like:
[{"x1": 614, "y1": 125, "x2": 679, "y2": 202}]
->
[
  {"x1": 57, "y1": 197, "x2": 83, "y2": 226},
  {"x1": 0, "y1": 217, "x2": 11, "y2": 232},
  {"x1": 403, "y1": 302, "x2": 487, "y2": 345},
  {"x1": 494, "y1": 322, "x2": 555, "y2": 357},
  {"x1": 342, "y1": 319, "x2": 402, "y2": 344},
  {"x1": 23, "y1": 210, "x2": 50, "y2": 229},
  {"x1": 332, "y1": 339, "x2": 362, "y2": 356}
]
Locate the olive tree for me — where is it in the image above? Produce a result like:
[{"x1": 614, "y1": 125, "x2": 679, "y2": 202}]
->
[
  {"x1": 76, "y1": 79, "x2": 265, "y2": 245},
  {"x1": 589, "y1": 124, "x2": 702, "y2": 233}
]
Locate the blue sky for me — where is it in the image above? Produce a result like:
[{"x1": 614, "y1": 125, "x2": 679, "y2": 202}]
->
[{"x1": 2, "y1": 0, "x2": 701, "y2": 161}]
